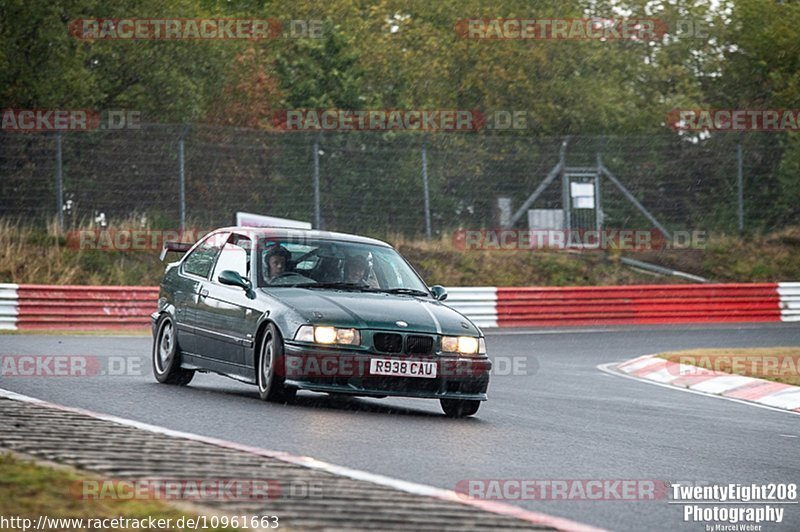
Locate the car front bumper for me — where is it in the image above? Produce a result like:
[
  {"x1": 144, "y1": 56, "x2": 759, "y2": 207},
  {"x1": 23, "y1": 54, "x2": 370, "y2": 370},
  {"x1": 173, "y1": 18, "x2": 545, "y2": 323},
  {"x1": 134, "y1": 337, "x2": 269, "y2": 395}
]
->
[{"x1": 282, "y1": 342, "x2": 491, "y2": 400}]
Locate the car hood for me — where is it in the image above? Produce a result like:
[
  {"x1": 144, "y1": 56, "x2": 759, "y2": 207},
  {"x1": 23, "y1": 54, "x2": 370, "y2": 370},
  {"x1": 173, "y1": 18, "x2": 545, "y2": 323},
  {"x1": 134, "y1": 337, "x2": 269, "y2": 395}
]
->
[{"x1": 262, "y1": 288, "x2": 480, "y2": 336}]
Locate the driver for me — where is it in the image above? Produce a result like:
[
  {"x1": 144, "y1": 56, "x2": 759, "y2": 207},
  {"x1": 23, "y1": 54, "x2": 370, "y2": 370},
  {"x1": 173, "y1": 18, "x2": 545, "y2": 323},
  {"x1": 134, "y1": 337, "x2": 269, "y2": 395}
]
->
[{"x1": 264, "y1": 244, "x2": 291, "y2": 282}]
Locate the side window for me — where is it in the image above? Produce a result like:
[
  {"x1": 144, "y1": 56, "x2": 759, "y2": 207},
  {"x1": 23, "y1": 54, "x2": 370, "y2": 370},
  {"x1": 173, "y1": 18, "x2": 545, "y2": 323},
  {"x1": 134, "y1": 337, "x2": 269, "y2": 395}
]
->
[
  {"x1": 183, "y1": 233, "x2": 228, "y2": 279},
  {"x1": 211, "y1": 234, "x2": 251, "y2": 283}
]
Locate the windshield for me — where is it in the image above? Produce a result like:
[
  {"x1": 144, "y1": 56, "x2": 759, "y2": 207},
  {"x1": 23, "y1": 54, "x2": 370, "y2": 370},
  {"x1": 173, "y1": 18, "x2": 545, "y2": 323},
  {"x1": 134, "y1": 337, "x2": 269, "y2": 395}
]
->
[{"x1": 257, "y1": 238, "x2": 429, "y2": 294}]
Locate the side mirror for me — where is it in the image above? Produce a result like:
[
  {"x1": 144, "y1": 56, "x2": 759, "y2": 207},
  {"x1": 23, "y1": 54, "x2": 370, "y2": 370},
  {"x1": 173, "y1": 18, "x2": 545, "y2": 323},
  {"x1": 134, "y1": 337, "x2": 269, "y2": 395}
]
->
[
  {"x1": 218, "y1": 270, "x2": 251, "y2": 290},
  {"x1": 430, "y1": 285, "x2": 448, "y2": 301}
]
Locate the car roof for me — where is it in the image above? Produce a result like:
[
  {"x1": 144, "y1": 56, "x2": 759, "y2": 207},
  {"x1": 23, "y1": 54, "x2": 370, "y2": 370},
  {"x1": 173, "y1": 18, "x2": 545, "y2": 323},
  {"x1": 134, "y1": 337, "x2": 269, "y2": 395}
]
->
[{"x1": 213, "y1": 226, "x2": 394, "y2": 248}]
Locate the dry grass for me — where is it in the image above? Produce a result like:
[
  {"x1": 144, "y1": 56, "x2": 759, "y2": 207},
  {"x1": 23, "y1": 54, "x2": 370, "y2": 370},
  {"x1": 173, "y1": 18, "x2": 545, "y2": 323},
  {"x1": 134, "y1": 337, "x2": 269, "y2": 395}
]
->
[
  {"x1": 0, "y1": 453, "x2": 240, "y2": 531},
  {"x1": 2, "y1": 219, "x2": 800, "y2": 286},
  {"x1": 659, "y1": 347, "x2": 800, "y2": 387},
  {"x1": 629, "y1": 228, "x2": 800, "y2": 283},
  {"x1": 0, "y1": 218, "x2": 166, "y2": 286}
]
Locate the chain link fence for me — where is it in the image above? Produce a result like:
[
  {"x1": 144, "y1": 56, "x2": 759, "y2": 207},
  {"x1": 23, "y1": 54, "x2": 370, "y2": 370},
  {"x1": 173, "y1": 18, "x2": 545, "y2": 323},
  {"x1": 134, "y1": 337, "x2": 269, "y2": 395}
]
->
[{"x1": 0, "y1": 124, "x2": 791, "y2": 238}]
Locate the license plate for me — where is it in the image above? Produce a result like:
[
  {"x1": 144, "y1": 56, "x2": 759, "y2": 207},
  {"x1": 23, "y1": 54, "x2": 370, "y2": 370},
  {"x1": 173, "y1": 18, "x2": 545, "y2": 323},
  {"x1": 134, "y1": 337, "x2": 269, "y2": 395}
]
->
[{"x1": 369, "y1": 358, "x2": 437, "y2": 378}]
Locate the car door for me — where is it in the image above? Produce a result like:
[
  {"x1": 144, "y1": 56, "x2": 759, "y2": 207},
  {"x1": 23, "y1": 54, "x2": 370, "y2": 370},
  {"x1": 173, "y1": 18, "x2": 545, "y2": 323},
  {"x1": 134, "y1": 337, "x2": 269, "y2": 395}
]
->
[
  {"x1": 195, "y1": 232, "x2": 259, "y2": 373},
  {"x1": 178, "y1": 232, "x2": 229, "y2": 356}
]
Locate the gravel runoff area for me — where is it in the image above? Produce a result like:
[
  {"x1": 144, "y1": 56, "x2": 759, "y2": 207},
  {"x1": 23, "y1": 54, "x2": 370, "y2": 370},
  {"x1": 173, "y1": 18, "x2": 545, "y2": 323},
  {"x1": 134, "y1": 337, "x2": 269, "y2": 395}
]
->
[{"x1": 0, "y1": 394, "x2": 600, "y2": 531}]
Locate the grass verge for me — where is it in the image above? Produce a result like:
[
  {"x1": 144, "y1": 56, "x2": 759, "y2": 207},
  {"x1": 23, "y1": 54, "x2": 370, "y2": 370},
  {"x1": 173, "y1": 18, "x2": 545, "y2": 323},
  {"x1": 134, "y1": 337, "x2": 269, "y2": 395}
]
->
[
  {"x1": 2, "y1": 219, "x2": 800, "y2": 286},
  {"x1": 658, "y1": 347, "x2": 800, "y2": 387},
  {"x1": 0, "y1": 453, "x2": 240, "y2": 531}
]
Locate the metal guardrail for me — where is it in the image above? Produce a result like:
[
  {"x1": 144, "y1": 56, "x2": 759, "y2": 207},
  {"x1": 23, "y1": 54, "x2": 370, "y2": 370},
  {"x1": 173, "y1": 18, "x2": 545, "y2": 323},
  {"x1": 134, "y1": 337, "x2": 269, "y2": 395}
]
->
[{"x1": 778, "y1": 282, "x2": 800, "y2": 322}]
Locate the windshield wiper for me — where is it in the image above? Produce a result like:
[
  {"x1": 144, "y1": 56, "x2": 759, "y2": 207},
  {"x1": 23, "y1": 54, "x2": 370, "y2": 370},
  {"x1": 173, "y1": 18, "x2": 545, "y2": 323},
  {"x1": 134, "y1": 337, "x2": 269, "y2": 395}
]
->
[
  {"x1": 377, "y1": 288, "x2": 430, "y2": 297},
  {"x1": 292, "y1": 282, "x2": 374, "y2": 291},
  {"x1": 291, "y1": 283, "x2": 429, "y2": 296}
]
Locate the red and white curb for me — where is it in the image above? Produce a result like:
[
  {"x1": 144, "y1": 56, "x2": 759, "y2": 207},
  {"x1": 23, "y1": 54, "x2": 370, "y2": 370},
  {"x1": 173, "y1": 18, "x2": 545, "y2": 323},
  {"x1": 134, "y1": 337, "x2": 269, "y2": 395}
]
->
[
  {"x1": 604, "y1": 354, "x2": 800, "y2": 414},
  {"x1": 0, "y1": 387, "x2": 603, "y2": 532}
]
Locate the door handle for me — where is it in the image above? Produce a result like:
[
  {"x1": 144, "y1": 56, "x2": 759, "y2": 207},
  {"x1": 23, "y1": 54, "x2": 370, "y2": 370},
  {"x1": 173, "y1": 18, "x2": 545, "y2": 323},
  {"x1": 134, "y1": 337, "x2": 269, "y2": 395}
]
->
[{"x1": 199, "y1": 289, "x2": 209, "y2": 298}]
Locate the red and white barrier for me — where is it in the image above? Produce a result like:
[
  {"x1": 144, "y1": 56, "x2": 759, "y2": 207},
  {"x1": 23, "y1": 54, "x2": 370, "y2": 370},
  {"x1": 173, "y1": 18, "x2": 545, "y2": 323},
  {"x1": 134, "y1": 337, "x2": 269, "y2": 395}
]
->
[
  {"x1": 0, "y1": 284, "x2": 158, "y2": 331},
  {"x1": 778, "y1": 282, "x2": 800, "y2": 322},
  {"x1": 0, "y1": 282, "x2": 797, "y2": 331},
  {"x1": 0, "y1": 284, "x2": 18, "y2": 330},
  {"x1": 443, "y1": 287, "x2": 497, "y2": 328},
  {"x1": 451, "y1": 283, "x2": 799, "y2": 327}
]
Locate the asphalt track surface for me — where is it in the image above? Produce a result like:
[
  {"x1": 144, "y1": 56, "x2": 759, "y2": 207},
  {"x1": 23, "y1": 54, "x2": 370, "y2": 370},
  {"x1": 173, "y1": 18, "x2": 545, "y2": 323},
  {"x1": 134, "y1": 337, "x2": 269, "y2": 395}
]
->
[{"x1": 1, "y1": 323, "x2": 799, "y2": 531}]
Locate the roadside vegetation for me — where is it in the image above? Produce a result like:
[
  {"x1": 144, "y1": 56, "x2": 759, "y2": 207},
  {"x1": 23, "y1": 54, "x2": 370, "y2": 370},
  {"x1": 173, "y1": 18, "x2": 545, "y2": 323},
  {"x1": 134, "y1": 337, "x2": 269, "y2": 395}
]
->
[
  {"x1": 0, "y1": 453, "x2": 239, "y2": 532},
  {"x1": 658, "y1": 347, "x2": 800, "y2": 387},
  {"x1": 2, "y1": 219, "x2": 800, "y2": 287}
]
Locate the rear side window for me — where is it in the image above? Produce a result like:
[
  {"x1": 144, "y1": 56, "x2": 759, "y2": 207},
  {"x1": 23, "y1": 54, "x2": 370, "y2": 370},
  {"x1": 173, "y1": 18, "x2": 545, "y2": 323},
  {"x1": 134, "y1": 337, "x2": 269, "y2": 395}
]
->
[{"x1": 183, "y1": 233, "x2": 228, "y2": 278}]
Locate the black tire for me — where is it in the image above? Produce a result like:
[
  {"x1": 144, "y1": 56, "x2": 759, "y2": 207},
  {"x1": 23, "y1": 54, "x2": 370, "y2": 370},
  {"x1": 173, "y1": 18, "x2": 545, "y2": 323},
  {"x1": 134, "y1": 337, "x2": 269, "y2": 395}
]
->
[
  {"x1": 257, "y1": 324, "x2": 296, "y2": 403},
  {"x1": 152, "y1": 315, "x2": 194, "y2": 386},
  {"x1": 440, "y1": 398, "x2": 480, "y2": 418}
]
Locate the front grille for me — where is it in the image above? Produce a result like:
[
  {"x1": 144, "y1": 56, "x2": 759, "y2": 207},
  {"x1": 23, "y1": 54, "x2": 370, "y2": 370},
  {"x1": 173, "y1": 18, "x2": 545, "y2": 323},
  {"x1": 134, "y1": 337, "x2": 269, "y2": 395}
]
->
[
  {"x1": 374, "y1": 333, "x2": 403, "y2": 353},
  {"x1": 406, "y1": 335, "x2": 434, "y2": 355}
]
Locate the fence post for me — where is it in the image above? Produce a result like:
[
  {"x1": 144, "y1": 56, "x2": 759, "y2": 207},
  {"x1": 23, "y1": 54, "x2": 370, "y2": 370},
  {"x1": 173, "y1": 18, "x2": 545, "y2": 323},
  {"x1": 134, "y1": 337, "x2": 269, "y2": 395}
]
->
[
  {"x1": 560, "y1": 137, "x2": 570, "y2": 231},
  {"x1": 55, "y1": 131, "x2": 64, "y2": 232},
  {"x1": 178, "y1": 124, "x2": 190, "y2": 232},
  {"x1": 595, "y1": 139, "x2": 604, "y2": 233},
  {"x1": 421, "y1": 137, "x2": 432, "y2": 239},
  {"x1": 313, "y1": 132, "x2": 321, "y2": 229},
  {"x1": 737, "y1": 133, "x2": 744, "y2": 234}
]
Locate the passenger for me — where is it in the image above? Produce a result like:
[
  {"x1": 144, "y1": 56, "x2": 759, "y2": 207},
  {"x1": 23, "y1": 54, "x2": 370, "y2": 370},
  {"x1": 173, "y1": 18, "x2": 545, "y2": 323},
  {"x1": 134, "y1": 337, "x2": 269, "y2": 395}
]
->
[{"x1": 344, "y1": 254, "x2": 377, "y2": 287}]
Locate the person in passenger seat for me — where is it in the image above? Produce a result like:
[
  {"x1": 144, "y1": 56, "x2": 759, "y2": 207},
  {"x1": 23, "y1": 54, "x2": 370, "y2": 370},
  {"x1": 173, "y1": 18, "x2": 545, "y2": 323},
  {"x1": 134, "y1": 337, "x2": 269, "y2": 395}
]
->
[{"x1": 344, "y1": 254, "x2": 378, "y2": 287}]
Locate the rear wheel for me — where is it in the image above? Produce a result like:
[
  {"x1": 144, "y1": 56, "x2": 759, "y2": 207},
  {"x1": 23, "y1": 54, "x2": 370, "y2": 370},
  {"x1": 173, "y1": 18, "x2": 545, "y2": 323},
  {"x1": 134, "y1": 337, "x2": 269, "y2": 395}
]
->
[
  {"x1": 440, "y1": 398, "x2": 480, "y2": 418},
  {"x1": 257, "y1": 324, "x2": 296, "y2": 403},
  {"x1": 152, "y1": 316, "x2": 194, "y2": 385}
]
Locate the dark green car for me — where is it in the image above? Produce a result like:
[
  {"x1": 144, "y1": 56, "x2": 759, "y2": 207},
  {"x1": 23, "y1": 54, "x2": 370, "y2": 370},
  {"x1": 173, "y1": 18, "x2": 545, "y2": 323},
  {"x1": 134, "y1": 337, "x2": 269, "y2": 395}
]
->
[{"x1": 152, "y1": 227, "x2": 491, "y2": 417}]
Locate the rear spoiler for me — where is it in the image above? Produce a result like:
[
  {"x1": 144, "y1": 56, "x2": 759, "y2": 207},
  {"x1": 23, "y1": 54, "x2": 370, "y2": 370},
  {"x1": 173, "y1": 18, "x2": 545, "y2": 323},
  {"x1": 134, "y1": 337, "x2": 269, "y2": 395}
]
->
[{"x1": 160, "y1": 241, "x2": 193, "y2": 261}]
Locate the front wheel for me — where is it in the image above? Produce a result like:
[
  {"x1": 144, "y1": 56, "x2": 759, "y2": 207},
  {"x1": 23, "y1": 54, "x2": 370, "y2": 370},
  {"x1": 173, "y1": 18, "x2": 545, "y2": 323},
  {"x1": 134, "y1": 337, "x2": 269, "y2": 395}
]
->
[
  {"x1": 152, "y1": 316, "x2": 194, "y2": 385},
  {"x1": 257, "y1": 324, "x2": 296, "y2": 403},
  {"x1": 440, "y1": 398, "x2": 480, "y2": 418}
]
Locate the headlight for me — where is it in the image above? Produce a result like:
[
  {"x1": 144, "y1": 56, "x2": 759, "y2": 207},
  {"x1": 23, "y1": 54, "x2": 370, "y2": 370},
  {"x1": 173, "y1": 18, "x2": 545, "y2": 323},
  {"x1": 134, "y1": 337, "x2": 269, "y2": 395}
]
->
[
  {"x1": 294, "y1": 325, "x2": 360, "y2": 346},
  {"x1": 441, "y1": 335, "x2": 483, "y2": 355}
]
